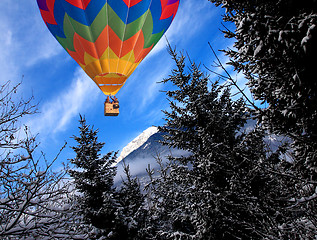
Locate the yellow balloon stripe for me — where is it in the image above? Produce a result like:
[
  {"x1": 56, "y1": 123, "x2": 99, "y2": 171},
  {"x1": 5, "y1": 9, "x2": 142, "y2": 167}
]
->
[
  {"x1": 99, "y1": 85, "x2": 123, "y2": 95},
  {"x1": 81, "y1": 46, "x2": 142, "y2": 95}
]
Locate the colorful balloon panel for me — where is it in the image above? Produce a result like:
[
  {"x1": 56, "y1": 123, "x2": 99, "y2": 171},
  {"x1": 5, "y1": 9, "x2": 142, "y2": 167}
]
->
[{"x1": 37, "y1": 0, "x2": 180, "y2": 95}]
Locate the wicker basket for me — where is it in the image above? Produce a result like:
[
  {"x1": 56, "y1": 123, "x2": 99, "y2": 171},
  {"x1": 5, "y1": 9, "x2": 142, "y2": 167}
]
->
[{"x1": 104, "y1": 102, "x2": 119, "y2": 116}]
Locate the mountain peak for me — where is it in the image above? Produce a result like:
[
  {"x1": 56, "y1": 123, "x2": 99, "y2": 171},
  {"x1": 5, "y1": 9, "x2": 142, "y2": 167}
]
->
[{"x1": 116, "y1": 126, "x2": 158, "y2": 163}]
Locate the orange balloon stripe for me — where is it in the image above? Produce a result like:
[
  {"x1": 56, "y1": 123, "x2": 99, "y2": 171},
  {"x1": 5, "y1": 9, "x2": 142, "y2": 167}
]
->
[
  {"x1": 108, "y1": 28, "x2": 122, "y2": 59},
  {"x1": 135, "y1": 43, "x2": 153, "y2": 62},
  {"x1": 67, "y1": 27, "x2": 154, "y2": 68},
  {"x1": 67, "y1": 26, "x2": 109, "y2": 65},
  {"x1": 95, "y1": 73, "x2": 127, "y2": 85},
  {"x1": 118, "y1": 32, "x2": 139, "y2": 57},
  {"x1": 67, "y1": 48, "x2": 82, "y2": 66},
  {"x1": 93, "y1": 26, "x2": 110, "y2": 58},
  {"x1": 110, "y1": 28, "x2": 153, "y2": 60}
]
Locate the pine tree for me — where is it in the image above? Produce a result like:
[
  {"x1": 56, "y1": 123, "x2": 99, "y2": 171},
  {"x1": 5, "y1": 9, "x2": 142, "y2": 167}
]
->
[
  {"x1": 69, "y1": 116, "x2": 117, "y2": 237},
  {"x1": 209, "y1": 0, "x2": 317, "y2": 236},
  {"x1": 209, "y1": 0, "x2": 317, "y2": 174},
  {"x1": 152, "y1": 46, "x2": 292, "y2": 239},
  {"x1": 115, "y1": 162, "x2": 145, "y2": 239}
]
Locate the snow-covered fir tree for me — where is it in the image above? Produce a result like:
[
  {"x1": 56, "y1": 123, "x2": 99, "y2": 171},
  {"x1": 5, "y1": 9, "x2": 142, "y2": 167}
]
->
[
  {"x1": 69, "y1": 116, "x2": 148, "y2": 239},
  {"x1": 209, "y1": 0, "x2": 317, "y2": 146},
  {"x1": 145, "y1": 46, "x2": 299, "y2": 239},
  {"x1": 209, "y1": 0, "x2": 317, "y2": 236},
  {"x1": 69, "y1": 116, "x2": 118, "y2": 238},
  {"x1": 115, "y1": 162, "x2": 145, "y2": 239}
]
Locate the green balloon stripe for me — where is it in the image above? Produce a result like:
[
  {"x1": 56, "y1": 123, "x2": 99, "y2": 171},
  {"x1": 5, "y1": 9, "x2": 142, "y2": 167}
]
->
[{"x1": 56, "y1": 3, "x2": 165, "y2": 53}]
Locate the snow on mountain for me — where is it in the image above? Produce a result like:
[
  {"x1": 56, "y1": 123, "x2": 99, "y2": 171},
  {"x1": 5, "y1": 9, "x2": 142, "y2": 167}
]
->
[
  {"x1": 116, "y1": 126, "x2": 158, "y2": 164},
  {"x1": 114, "y1": 127, "x2": 190, "y2": 184},
  {"x1": 113, "y1": 120, "x2": 287, "y2": 186}
]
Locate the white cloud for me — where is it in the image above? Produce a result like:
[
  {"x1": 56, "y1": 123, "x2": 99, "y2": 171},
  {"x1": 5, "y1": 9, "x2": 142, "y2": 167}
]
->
[
  {"x1": 122, "y1": 60, "x2": 172, "y2": 118},
  {"x1": 4, "y1": 30, "x2": 12, "y2": 46},
  {"x1": 26, "y1": 69, "x2": 100, "y2": 137},
  {"x1": 146, "y1": 0, "x2": 217, "y2": 59},
  {"x1": 139, "y1": 69, "x2": 168, "y2": 108},
  {"x1": 0, "y1": 1, "x2": 63, "y2": 84},
  {"x1": 0, "y1": 25, "x2": 17, "y2": 83}
]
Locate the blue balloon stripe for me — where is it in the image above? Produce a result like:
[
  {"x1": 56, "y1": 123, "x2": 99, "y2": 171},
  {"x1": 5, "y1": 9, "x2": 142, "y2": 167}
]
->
[
  {"x1": 47, "y1": 22, "x2": 66, "y2": 39},
  {"x1": 53, "y1": 0, "x2": 106, "y2": 27},
  {"x1": 45, "y1": 0, "x2": 175, "y2": 41},
  {"x1": 150, "y1": 0, "x2": 173, "y2": 34},
  {"x1": 107, "y1": 0, "x2": 152, "y2": 24},
  {"x1": 52, "y1": 0, "x2": 152, "y2": 28},
  {"x1": 127, "y1": 0, "x2": 152, "y2": 24}
]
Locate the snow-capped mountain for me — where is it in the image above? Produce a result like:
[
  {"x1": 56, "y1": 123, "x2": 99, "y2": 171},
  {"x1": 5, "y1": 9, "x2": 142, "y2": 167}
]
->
[
  {"x1": 114, "y1": 121, "x2": 287, "y2": 185},
  {"x1": 114, "y1": 126, "x2": 190, "y2": 184},
  {"x1": 116, "y1": 126, "x2": 159, "y2": 163}
]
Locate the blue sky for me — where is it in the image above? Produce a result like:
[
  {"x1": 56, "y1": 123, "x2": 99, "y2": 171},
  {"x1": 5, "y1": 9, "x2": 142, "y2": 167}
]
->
[{"x1": 0, "y1": 0, "x2": 234, "y2": 166}]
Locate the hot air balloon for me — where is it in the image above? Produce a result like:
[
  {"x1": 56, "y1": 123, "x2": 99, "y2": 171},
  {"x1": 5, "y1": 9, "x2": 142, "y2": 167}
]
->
[{"x1": 36, "y1": 0, "x2": 180, "y2": 116}]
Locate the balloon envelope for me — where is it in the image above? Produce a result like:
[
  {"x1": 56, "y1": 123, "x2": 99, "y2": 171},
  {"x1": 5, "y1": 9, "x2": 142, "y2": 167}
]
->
[{"x1": 37, "y1": 0, "x2": 180, "y2": 95}]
